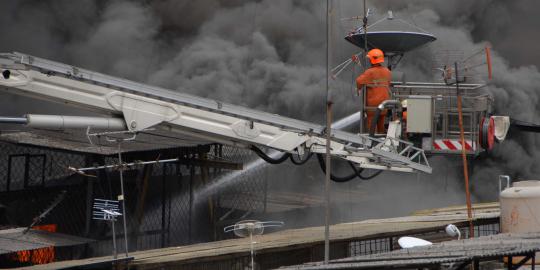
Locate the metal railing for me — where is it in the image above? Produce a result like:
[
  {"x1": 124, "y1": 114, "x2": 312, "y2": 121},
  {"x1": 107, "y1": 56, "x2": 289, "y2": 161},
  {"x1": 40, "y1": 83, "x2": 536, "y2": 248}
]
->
[{"x1": 392, "y1": 81, "x2": 492, "y2": 155}]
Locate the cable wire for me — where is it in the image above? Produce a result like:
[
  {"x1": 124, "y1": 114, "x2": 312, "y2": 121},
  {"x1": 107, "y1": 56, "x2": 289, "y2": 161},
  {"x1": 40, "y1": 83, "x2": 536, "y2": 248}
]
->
[
  {"x1": 250, "y1": 145, "x2": 290, "y2": 164},
  {"x1": 289, "y1": 152, "x2": 313, "y2": 165}
]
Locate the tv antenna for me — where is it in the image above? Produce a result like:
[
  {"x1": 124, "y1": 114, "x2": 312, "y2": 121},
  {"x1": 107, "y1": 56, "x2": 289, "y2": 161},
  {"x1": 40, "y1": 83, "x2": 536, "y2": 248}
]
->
[
  {"x1": 24, "y1": 190, "x2": 67, "y2": 234},
  {"x1": 92, "y1": 198, "x2": 122, "y2": 258},
  {"x1": 224, "y1": 220, "x2": 284, "y2": 270},
  {"x1": 432, "y1": 46, "x2": 493, "y2": 84}
]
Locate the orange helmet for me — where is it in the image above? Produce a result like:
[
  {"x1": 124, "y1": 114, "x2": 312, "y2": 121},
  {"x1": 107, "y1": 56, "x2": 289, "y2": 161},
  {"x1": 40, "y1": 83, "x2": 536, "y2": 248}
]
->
[{"x1": 367, "y1": 48, "x2": 384, "y2": 64}]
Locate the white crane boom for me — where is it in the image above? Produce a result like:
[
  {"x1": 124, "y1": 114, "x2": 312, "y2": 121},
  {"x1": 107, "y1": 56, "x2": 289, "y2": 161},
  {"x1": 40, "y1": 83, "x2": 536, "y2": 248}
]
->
[{"x1": 0, "y1": 52, "x2": 431, "y2": 173}]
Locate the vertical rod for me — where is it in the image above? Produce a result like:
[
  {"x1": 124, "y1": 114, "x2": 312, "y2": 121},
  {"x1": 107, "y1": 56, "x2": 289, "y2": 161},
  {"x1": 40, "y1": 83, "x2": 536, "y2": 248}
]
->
[
  {"x1": 23, "y1": 154, "x2": 29, "y2": 188},
  {"x1": 6, "y1": 156, "x2": 12, "y2": 191},
  {"x1": 455, "y1": 62, "x2": 474, "y2": 238},
  {"x1": 117, "y1": 143, "x2": 129, "y2": 257},
  {"x1": 84, "y1": 154, "x2": 94, "y2": 237},
  {"x1": 485, "y1": 45, "x2": 492, "y2": 80},
  {"x1": 41, "y1": 155, "x2": 46, "y2": 186},
  {"x1": 359, "y1": 0, "x2": 368, "y2": 133},
  {"x1": 189, "y1": 165, "x2": 194, "y2": 244},
  {"x1": 324, "y1": 0, "x2": 333, "y2": 264},
  {"x1": 324, "y1": 103, "x2": 333, "y2": 264},
  {"x1": 161, "y1": 164, "x2": 167, "y2": 248},
  {"x1": 84, "y1": 178, "x2": 94, "y2": 237},
  {"x1": 250, "y1": 232, "x2": 255, "y2": 270},
  {"x1": 168, "y1": 163, "x2": 175, "y2": 245},
  {"x1": 111, "y1": 218, "x2": 117, "y2": 259}
]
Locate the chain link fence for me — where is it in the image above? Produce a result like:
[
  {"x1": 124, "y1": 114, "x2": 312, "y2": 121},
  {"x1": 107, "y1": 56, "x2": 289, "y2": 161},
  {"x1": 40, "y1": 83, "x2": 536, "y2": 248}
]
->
[{"x1": 0, "y1": 140, "x2": 271, "y2": 263}]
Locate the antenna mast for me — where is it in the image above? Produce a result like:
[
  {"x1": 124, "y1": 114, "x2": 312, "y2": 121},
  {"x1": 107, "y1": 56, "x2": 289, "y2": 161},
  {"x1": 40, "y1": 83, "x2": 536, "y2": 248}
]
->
[
  {"x1": 324, "y1": 0, "x2": 333, "y2": 265},
  {"x1": 360, "y1": 0, "x2": 368, "y2": 133}
]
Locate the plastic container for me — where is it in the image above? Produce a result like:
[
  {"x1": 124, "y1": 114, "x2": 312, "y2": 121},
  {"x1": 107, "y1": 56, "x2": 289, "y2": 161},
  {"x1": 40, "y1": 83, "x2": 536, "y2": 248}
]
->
[{"x1": 500, "y1": 180, "x2": 540, "y2": 264}]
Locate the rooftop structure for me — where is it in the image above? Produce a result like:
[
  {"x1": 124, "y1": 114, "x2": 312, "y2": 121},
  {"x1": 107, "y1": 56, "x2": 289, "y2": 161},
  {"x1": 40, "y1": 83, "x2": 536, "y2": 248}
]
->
[
  {"x1": 15, "y1": 203, "x2": 499, "y2": 270},
  {"x1": 278, "y1": 232, "x2": 540, "y2": 269},
  {"x1": 0, "y1": 228, "x2": 92, "y2": 255}
]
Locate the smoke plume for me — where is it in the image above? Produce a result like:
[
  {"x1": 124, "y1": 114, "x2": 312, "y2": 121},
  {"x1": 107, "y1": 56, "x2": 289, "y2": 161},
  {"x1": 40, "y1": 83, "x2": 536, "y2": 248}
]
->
[
  {"x1": 0, "y1": 0, "x2": 539, "y2": 219},
  {"x1": 367, "y1": 0, "x2": 540, "y2": 200}
]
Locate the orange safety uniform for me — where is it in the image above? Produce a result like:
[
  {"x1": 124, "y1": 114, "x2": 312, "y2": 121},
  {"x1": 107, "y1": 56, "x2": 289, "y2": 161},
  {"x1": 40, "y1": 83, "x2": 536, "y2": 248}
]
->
[{"x1": 356, "y1": 64, "x2": 392, "y2": 133}]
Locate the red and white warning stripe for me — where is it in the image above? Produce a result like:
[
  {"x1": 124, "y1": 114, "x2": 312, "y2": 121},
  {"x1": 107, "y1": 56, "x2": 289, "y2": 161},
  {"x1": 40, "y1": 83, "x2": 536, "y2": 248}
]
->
[{"x1": 433, "y1": 139, "x2": 475, "y2": 151}]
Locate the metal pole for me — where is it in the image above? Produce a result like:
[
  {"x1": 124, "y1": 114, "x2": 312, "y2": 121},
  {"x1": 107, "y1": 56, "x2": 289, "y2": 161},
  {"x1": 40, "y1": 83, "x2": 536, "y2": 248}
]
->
[
  {"x1": 161, "y1": 164, "x2": 166, "y2": 248},
  {"x1": 455, "y1": 62, "x2": 474, "y2": 238},
  {"x1": 0, "y1": 116, "x2": 27, "y2": 124},
  {"x1": 360, "y1": 0, "x2": 368, "y2": 133},
  {"x1": 250, "y1": 232, "x2": 255, "y2": 270},
  {"x1": 324, "y1": 0, "x2": 333, "y2": 264},
  {"x1": 324, "y1": 103, "x2": 332, "y2": 264},
  {"x1": 73, "y1": 158, "x2": 180, "y2": 172},
  {"x1": 117, "y1": 143, "x2": 130, "y2": 257},
  {"x1": 111, "y1": 218, "x2": 117, "y2": 259}
]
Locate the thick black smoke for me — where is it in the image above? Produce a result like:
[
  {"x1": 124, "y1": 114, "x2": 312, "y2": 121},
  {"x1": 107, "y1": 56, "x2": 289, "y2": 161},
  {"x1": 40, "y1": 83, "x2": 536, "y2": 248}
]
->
[
  {"x1": 365, "y1": 0, "x2": 540, "y2": 200},
  {"x1": 0, "y1": 0, "x2": 355, "y2": 122},
  {"x1": 1, "y1": 0, "x2": 539, "y2": 211}
]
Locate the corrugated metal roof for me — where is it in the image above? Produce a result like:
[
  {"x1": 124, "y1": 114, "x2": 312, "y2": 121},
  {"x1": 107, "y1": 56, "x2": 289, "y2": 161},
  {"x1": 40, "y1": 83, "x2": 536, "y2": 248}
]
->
[
  {"x1": 0, "y1": 228, "x2": 93, "y2": 255},
  {"x1": 278, "y1": 232, "x2": 540, "y2": 269}
]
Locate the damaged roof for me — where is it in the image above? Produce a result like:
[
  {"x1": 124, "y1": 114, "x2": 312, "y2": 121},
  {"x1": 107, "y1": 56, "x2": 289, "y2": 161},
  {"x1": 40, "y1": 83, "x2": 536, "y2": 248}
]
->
[{"x1": 0, "y1": 227, "x2": 93, "y2": 255}]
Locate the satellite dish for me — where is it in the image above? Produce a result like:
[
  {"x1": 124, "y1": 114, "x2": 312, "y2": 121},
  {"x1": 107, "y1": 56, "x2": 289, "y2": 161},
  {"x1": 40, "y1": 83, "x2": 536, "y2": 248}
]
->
[
  {"x1": 445, "y1": 224, "x2": 461, "y2": 240},
  {"x1": 346, "y1": 31, "x2": 436, "y2": 54},
  {"x1": 224, "y1": 220, "x2": 284, "y2": 270},
  {"x1": 398, "y1": 236, "x2": 433, "y2": 248},
  {"x1": 344, "y1": 10, "x2": 436, "y2": 70}
]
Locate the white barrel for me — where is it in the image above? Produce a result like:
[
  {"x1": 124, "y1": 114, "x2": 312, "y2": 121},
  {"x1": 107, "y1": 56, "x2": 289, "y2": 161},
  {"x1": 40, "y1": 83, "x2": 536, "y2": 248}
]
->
[{"x1": 500, "y1": 180, "x2": 540, "y2": 264}]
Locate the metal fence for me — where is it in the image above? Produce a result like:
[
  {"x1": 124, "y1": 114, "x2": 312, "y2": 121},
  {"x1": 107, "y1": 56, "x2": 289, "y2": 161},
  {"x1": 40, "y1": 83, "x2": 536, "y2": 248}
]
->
[
  {"x1": 0, "y1": 143, "x2": 86, "y2": 192},
  {"x1": 0, "y1": 140, "x2": 270, "y2": 264}
]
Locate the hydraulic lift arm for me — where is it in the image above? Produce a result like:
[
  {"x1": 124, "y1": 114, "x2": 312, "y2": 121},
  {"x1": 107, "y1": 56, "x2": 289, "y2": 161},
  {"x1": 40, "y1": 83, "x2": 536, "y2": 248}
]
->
[{"x1": 0, "y1": 52, "x2": 431, "y2": 173}]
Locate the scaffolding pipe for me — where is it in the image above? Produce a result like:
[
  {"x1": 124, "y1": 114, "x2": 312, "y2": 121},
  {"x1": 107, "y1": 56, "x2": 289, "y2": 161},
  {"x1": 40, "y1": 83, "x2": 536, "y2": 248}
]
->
[
  {"x1": 324, "y1": 0, "x2": 333, "y2": 264},
  {"x1": 71, "y1": 158, "x2": 180, "y2": 172},
  {"x1": 26, "y1": 115, "x2": 126, "y2": 130},
  {"x1": 0, "y1": 114, "x2": 126, "y2": 130},
  {"x1": 455, "y1": 62, "x2": 474, "y2": 238},
  {"x1": 0, "y1": 116, "x2": 28, "y2": 124}
]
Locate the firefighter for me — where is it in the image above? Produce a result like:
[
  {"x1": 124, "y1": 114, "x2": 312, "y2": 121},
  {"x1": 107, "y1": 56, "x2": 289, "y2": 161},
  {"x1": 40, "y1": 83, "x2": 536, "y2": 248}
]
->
[{"x1": 356, "y1": 48, "x2": 392, "y2": 133}]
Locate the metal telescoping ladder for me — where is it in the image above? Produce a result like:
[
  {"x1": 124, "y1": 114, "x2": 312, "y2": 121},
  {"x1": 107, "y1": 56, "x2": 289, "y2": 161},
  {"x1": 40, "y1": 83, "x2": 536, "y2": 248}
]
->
[{"x1": 0, "y1": 52, "x2": 431, "y2": 173}]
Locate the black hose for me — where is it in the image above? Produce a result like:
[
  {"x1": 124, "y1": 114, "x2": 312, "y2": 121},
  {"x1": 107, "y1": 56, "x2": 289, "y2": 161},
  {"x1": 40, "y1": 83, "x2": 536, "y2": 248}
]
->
[
  {"x1": 348, "y1": 161, "x2": 363, "y2": 175},
  {"x1": 511, "y1": 119, "x2": 540, "y2": 133},
  {"x1": 348, "y1": 161, "x2": 383, "y2": 180},
  {"x1": 250, "y1": 145, "x2": 290, "y2": 164},
  {"x1": 358, "y1": 168, "x2": 382, "y2": 180},
  {"x1": 316, "y1": 154, "x2": 358, "y2": 182},
  {"x1": 290, "y1": 152, "x2": 313, "y2": 165}
]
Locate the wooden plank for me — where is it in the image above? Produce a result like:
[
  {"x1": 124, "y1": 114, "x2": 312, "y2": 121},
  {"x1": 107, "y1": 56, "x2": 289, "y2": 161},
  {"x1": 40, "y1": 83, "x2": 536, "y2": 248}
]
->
[
  {"x1": 411, "y1": 202, "x2": 499, "y2": 216},
  {"x1": 18, "y1": 206, "x2": 499, "y2": 270}
]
